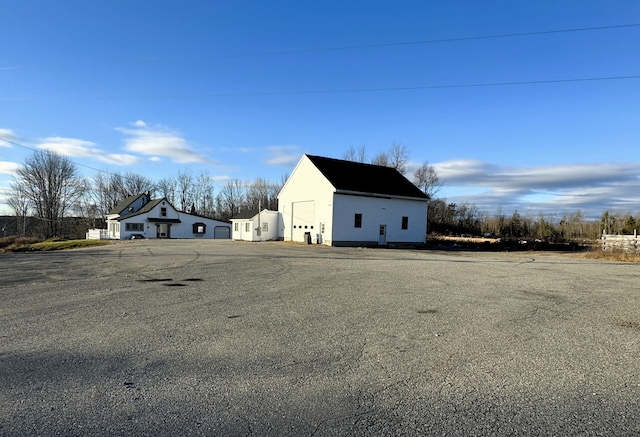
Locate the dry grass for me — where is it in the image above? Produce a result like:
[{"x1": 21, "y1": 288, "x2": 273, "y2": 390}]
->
[
  {"x1": 582, "y1": 245, "x2": 640, "y2": 263},
  {"x1": 0, "y1": 236, "x2": 40, "y2": 251},
  {"x1": 433, "y1": 235, "x2": 500, "y2": 244},
  {"x1": 1, "y1": 237, "x2": 112, "y2": 252}
]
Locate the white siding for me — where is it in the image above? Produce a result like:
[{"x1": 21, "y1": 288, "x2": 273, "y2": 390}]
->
[
  {"x1": 278, "y1": 154, "x2": 428, "y2": 246},
  {"x1": 168, "y1": 216, "x2": 230, "y2": 239},
  {"x1": 332, "y1": 194, "x2": 427, "y2": 245},
  {"x1": 231, "y1": 210, "x2": 279, "y2": 242},
  {"x1": 278, "y1": 155, "x2": 335, "y2": 244},
  {"x1": 118, "y1": 201, "x2": 230, "y2": 239}
]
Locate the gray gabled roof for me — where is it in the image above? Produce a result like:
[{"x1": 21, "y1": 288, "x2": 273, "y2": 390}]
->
[
  {"x1": 108, "y1": 194, "x2": 143, "y2": 215},
  {"x1": 231, "y1": 209, "x2": 259, "y2": 220},
  {"x1": 306, "y1": 155, "x2": 429, "y2": 200},
  {"x1": 115, "y1": 199, "x2": 163, "y2": 221}
]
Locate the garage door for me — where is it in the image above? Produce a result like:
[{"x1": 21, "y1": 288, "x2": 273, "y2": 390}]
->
[
  {"x1": 291, "y1": 201, "x2": 315, "y2": 242},
  {"x1": 214, "y1": 226, "x2": 230, "y2": 239}
]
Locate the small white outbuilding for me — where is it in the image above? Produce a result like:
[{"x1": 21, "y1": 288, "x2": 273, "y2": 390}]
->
[{"x1": 230, "y1": 209, "x2": 280, "y2": 242}]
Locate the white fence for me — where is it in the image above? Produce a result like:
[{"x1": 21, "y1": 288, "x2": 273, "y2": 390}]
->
[
  {"x1": 86, "y1": 229, "x2": 111, "y2": 240},
  {"x1": 601, "y1": 231, "x2": 639, "y2": 254}
]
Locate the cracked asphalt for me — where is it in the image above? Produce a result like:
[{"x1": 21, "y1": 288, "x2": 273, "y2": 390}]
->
[{"x1": 1, "y1": 240, "x2": 639, "y2": 436}]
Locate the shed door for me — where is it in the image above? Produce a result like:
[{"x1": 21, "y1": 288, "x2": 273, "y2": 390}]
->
[{"x1": 378, "y1": 224, "x2": 387, "y2": 246}]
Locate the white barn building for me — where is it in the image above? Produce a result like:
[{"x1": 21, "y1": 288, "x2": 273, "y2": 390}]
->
[{"x1": 278, "y1": 154, "x2": 429, "y2": 246}]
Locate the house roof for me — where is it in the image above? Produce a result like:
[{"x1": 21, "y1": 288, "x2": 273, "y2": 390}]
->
[
  {"x1": 115, "y1": 199, "x2": 163, "y2": 221},
  {"x1": 108, "y1": 194, "x2": 142, "y2": 215},
  {"x1": 231, "y1": 209, "x2": 259, "y2": 220},
  {"x1": 305, "y1": 155, "x2": 429, "y2": 200}
]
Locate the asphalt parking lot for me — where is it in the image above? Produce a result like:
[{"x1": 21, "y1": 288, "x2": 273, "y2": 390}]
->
[{"x1": 1, "y1": 240, "x2": 639, "y2": 436}]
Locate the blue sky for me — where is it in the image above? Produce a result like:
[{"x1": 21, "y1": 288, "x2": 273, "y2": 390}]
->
[{"x1": 1, "y1": 1, "x2": 639, "y2": 218}]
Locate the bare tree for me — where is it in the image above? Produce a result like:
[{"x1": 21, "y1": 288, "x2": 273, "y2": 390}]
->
[
  {"x1": 343, "y1": 145, "x2": 368, "y2": 163},
  {"x1": 193, "y1": 170, "x2": 215, "y2": 216},
  {"x1": 156, "y1": 177, "x2": 177, "y2": 205},
  {"x1": 413, "y1": 161, "x2": 442, "y2": 198},
  {"x1": 371, "y1": 151, "x2": 389, "y2": 167},
  {"x1": 387, "y1": 142, "x2": 410, "y2": 174},
  {"x1": 216, "y1": 180, "x2": 245, "y2": 220},
  {"x1": 177, "y1": 169, "x2": 195, "y2": 212},
  {"x1": 122, "y1": 171, "x2": 154, "y2": 198},
  {"x1": 244, "y1": 177, "x2": 283, "y2": 211},
  {"x1": 10, "y1": 150, "x2": 84, "y2": 238},
  {"x1": 6, "y1": 184, "x2": 30, "y2": 236},
  {"x1": 92, "y1": 173, "x2": 116, "y2": 216}
]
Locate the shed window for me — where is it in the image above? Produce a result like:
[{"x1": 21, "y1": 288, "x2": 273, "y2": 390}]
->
[
  {"x1": 245, "y1": 223, "x2": 250, "y2": 232},
  {"x1": 192, "y1": 222, "x2": 206, "y2": 234},
  {"x1": 234, "y1": 222, "x2": 239, "y2": 231},
  {"x1": 402, "y1": 216, "x2": 409, "y2": 230},
  {"x1": 354, "y1": 213, "x2": 362, "y2": 228}
]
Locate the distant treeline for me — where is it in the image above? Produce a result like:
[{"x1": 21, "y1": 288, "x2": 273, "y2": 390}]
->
[{"x1": 428, "y1": 199, "x2": 638, "y2": 241}]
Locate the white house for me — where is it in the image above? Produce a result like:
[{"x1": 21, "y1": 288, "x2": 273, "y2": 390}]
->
[
  {"x1": 230, "y1": 209, "x2": 280, "y2": 241},
  {"x1": 278, "y1": 155, "x2": 429, "y2": 246},
  {"x1": 88, "y1": 192, "x2": 231, "y2": 240}
]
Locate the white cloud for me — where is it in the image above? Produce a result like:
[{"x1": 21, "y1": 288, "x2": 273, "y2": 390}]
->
[
  {"x1": 264, "y1": 146, "x2": 301, "y2": 167},
  {"x1": 0, "y1": 186, "x2": 10, "y2": 214},
  {"x1": 36, "y1": 137, "x2": 139, "y2": 166},
  {"x1": 149, "y1": 157, "x2": 162, "y2": 162},
  {"x1": 116, "y1": 121, "x2": 214, "y2": 164},
  {"x1": 0, "y1": 161, "x2": 21, "y2": 175},
  {"x1": 38, "y1": 137, "x2": 100, "y2": 157},
  {"x1": 211, "y1": 175, "x2": 232, "y2": 182},
  {"x1": 0, "y1": 128, "x2": 18, "y2": 146},
  {"x1": 434, "y1": 160, "x2": 640, "y2": 216},
  {"x1": 101, "y1": 153, "x2": 140, "y2": 165}
]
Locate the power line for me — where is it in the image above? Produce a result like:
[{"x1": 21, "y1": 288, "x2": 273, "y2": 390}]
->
[
  {"x1": 2, "y1": 74, "x2": 639, "y2": 101},
  {"x1": 0, "y1": 137, "x2": 115, "y2": 176},
  {"x1": 1, "y1": 23, "x2": 638, "y2": 70}
]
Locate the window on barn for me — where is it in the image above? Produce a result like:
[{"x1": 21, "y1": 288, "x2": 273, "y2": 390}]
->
[
  {"x1": 402, "y1": 216, "x2": 408, "y2": 230},
  {"x1": 193, "y1": 223, "x2": 206, "y2": 234},
  {"x1": 354, "y1": 213, "x2": 362, "y2": 228},
  {"x1": 125, "y1": 223, "x2": 144, "y2": 232}
]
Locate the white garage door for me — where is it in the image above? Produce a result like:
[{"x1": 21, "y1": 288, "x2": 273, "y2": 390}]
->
[{"x1": 291, "y1": 201, "x2": 315, "y2": 243}]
